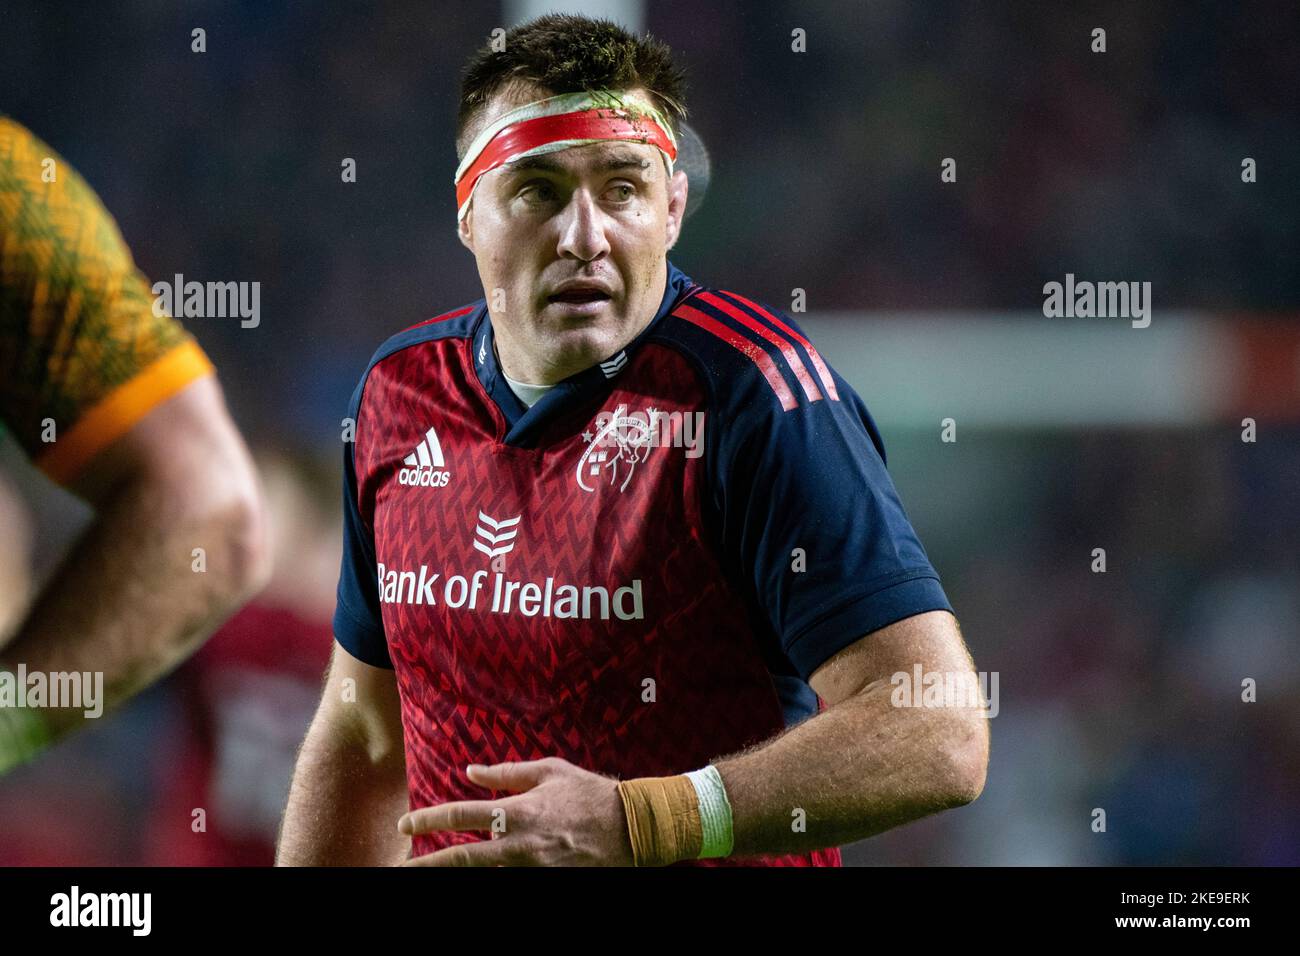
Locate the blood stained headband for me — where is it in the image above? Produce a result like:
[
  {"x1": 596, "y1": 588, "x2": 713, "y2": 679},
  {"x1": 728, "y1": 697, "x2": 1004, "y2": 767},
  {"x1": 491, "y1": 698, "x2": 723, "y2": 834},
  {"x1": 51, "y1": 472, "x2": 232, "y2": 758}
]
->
[{"x1": 454, "y1": 90, "x2": 680, "y2": 222}]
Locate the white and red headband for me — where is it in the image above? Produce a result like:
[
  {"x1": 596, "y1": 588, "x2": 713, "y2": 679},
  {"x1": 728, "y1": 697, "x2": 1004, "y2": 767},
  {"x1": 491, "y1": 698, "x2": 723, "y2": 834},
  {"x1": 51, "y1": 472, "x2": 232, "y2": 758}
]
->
[{"x1": 454, "y1": 89, "x2": 679, "y2": 222}]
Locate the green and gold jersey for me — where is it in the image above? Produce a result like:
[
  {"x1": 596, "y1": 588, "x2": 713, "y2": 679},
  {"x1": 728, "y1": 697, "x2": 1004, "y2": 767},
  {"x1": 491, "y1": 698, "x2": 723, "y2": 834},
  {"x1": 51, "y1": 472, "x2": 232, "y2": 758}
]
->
[{"x1": 0, "y1": 116, "x2": 212, "y2": 484}]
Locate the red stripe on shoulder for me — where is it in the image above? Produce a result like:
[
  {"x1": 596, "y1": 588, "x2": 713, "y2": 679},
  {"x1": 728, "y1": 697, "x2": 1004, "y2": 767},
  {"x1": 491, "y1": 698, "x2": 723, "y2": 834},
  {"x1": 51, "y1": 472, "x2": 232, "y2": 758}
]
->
[
  {"x1": 714, "y1": 290, "x2": 839, "y2": 401},
  {"x1": 403, "y1": 305, "x2": 476, "y2": 332},
  {"x1": 672, "y1": 302, "x2": 798, "y2": 412},
  {"x1": 698, "y1": 290, "x2": 823, "y2": 404}
]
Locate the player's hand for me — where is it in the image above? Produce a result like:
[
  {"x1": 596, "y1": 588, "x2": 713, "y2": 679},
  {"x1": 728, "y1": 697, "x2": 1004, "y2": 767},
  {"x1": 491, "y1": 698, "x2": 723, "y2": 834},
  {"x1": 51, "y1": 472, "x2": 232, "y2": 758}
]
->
[{"x1": 397, "y1": 757, "x2": 634, "y2": 866}]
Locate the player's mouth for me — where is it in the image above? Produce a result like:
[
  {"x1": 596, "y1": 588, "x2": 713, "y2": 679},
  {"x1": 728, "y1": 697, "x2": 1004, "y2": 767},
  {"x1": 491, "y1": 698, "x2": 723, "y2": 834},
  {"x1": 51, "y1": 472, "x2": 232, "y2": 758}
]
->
[{"x1": 546, "y1": 282, "x2": 613, "y2": 313}]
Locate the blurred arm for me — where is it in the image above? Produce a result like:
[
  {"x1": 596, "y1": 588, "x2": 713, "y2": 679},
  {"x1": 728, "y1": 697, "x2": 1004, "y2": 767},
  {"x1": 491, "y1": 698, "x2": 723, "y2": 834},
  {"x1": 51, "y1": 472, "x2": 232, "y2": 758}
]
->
[
  {"x1": 0, "y1": 374, "x2": 270, "y2": 745},
  {"x1": 276, "y1": 641, "x2": 410, "y2": 866},
  {"x1": 0, "y1": 468, "x2": 34, "y2": 639}
]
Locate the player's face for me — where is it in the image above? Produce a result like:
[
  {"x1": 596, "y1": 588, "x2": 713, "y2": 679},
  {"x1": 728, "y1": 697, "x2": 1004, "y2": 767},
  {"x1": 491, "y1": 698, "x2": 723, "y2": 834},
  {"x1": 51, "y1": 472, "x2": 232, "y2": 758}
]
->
[{"x1": 459, "y1": 87, "x2": 688, "y2": 383}]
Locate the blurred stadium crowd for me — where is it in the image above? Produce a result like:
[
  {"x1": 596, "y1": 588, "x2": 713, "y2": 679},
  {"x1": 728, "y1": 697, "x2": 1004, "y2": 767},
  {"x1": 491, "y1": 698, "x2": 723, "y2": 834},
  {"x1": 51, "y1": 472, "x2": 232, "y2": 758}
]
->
[{"x1": 1, "y1": 0, "x2": 1296, "y2": 864}]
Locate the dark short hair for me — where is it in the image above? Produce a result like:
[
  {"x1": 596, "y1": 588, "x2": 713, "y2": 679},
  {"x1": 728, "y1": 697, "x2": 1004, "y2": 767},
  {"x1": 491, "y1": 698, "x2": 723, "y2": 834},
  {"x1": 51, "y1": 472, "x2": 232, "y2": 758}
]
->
[{"x1": 456, "y1": 13, "x2": 689, "y2": 161}]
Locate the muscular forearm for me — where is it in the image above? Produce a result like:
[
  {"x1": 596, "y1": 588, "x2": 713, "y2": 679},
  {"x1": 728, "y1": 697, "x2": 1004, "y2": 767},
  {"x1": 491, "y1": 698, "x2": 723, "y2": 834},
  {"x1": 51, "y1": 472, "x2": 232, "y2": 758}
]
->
[
  {"x1": 277, "y1": 715, "x2": 411, "y2": 866},
  {"x1": 0, "y1": 460, "x2": 264, "y2": 740},
  {"x1": 713, "y1": 679, "x2": 989, "y2": 858}
]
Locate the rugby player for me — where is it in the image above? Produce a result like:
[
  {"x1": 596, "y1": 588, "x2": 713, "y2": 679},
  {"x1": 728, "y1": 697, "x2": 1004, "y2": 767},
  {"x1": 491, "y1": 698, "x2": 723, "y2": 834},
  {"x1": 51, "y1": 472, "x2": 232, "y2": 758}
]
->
[
  {"x1": 0, "y1": 117, "x2": 270, "y2": 775},
  {"x1": 278, "y1": 14, "x2": 987, "y2": 867}
]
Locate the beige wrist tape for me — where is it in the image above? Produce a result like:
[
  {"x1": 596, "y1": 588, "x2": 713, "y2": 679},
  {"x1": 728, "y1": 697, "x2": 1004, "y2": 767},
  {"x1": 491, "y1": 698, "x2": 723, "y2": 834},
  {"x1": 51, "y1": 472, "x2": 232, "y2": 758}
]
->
[{"x1": 616, "y1": 774, "x2": 703, "y2": 867}]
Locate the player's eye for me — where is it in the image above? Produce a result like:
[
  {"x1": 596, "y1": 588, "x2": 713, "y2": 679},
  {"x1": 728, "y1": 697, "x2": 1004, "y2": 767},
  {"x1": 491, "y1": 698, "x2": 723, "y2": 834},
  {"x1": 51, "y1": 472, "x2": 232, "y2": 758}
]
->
[
  {"x1": 605, "y1": 182, "x2": 636, "y2": 203},
  {"x1": 520, "y1": 180, "x2": 559, "y2": 203}
]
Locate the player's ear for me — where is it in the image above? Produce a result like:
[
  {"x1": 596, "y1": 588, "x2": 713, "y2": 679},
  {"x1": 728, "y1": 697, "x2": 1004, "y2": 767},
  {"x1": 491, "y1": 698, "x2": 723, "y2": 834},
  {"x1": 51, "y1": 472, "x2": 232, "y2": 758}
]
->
[
  {"x1": 665, "y1": 169, "x2": 688, "y2": 250},
  {"x1": 456, "y1": 209, "x2": 475, "y2": 253}
]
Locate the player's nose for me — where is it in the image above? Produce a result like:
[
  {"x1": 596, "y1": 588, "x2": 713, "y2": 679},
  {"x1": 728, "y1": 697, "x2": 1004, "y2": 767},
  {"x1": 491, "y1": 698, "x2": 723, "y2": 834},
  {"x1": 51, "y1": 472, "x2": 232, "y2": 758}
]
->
[{"x1": 555, "y1": 189, "x2": 611, "y2": 262}]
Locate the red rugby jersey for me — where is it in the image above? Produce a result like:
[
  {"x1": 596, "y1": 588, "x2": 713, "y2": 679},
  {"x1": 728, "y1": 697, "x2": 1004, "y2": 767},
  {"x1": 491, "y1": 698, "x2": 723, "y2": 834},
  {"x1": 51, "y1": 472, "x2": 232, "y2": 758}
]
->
[{"x1": 335, "y1": 260, "x2": 952, "y2": 865}]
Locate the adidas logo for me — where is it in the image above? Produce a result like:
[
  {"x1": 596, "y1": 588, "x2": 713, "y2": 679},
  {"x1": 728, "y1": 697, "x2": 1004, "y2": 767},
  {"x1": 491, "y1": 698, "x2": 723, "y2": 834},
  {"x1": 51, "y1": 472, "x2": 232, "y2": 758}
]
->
[
  {"x1": 599, "y1": 351, "x2": 627, "y2": 379},
  {"x1": 473, "y1": 510, "x2": 520, "y2": 559},
  {"x1": 397, "y1": 425, "x2": 451, "y2": 487}
]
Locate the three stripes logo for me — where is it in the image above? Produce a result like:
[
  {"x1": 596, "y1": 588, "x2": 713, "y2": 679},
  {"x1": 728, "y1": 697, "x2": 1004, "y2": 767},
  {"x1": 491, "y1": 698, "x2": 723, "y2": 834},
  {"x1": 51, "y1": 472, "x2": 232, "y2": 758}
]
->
[
  {"x1": 671, "y1": 290, "x2": 840, "y2": 412},
  {"x1": 599, "y1": 350, "x2": 627, "y2": 379},
  {"x1": 397, "y1": 425, "x2": 451, "y2": 488},
  {"x1": 474, "y1": 511, "x2": 521, "y2": 560}
]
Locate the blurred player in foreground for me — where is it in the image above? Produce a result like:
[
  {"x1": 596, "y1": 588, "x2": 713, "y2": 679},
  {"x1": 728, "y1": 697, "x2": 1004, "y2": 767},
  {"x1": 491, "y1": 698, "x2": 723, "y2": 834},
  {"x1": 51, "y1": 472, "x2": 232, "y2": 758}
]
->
[
  {"x1": 144, "y1": 449, "x2": 335, "y2": 865},
  {"x1": 0, "y1": 117, "x2": 269, "y2": 776},
  {"x1": 279, "y1": 15, "x2": 987, "y2": 867}
]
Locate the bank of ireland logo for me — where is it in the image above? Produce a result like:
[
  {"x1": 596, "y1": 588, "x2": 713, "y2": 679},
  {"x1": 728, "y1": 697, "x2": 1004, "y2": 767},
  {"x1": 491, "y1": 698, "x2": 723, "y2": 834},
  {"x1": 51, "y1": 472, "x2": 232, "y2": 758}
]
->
[
  {"x1": 599, "y1": 350, "x2": 627, "y2": 379},
  {"x1": 474, "y1": 511, "x2": 520, "y2": 564},
  {"x1": 377, "y1": 510, "x2": 643, "y2": 620},
  {"x1": 577, "y1": 403, "x2": 656, "y2": 493},
  {"x1": 398, "y1": 425, "x2": 450, "y2": 488}
]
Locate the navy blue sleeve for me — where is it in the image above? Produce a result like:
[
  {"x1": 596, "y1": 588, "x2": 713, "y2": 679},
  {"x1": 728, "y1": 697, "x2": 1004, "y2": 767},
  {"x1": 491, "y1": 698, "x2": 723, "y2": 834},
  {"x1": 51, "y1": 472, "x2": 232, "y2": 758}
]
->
[
  {"x1": 711, "y1": 363, "x2": 953, "y2": 683},
  {"x1": 333, "y1": 384, "x2": 392, "y2": 669}
]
